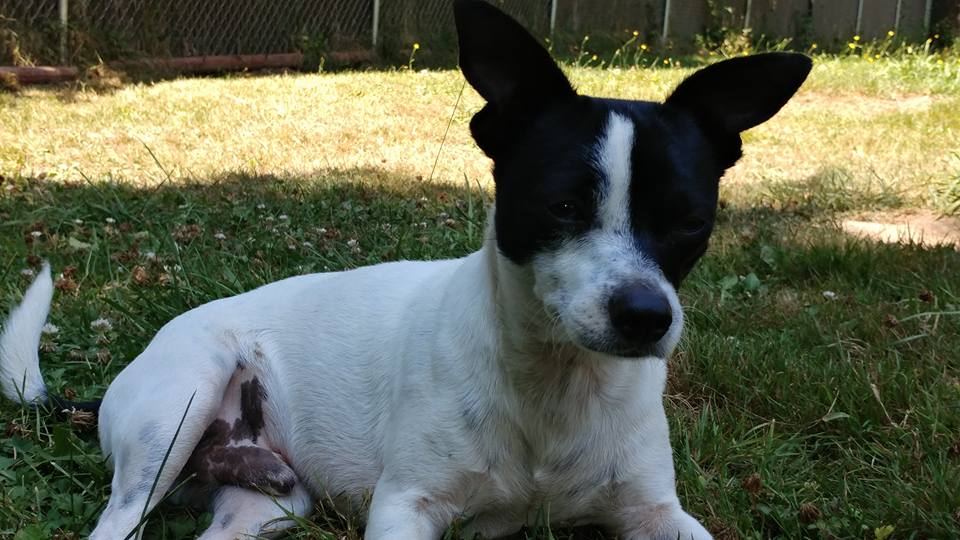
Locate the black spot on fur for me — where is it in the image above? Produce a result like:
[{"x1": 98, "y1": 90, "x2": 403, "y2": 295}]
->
[
  {"x1": 205, "y1": 446, "x2": 296, "y2": 495},
  {"x1": 182, "y1": 381, "x2": 294, "y2": 497},
  {"x1": 235, "y1": 377, "x2": 266, "y2": 442},
  {"x1": 184, "y1": 419, "x2": 231, "y2": 485}
]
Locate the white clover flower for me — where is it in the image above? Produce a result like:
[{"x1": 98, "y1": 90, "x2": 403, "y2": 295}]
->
[
  {"x1": 30, "y1": 231, "x2": 42, "y2": 238},
  {"x1": 20, "y1": 268, "x2": 35, "y2": 278},
  {"x1": 279, "y1": 214, "x2": 289, "y2": 221},
  {"x1": 302, "y1": 241, "x2": 314, "y2": 248},
  {"x1": 145, "y1": 251, "x2": 157, "y2": 260},
  {"x1": 73, "y1": 219, "x2": 84, "y2": 224},
  {"x1": 41, "y1": 323, "x2": 60, "y2": 335},
  {"x1": 90, "y1": 318, "x2": 113, "y2": 333},
  {"x1": 214, "y1": 232, "x2": 227, "y2": 241},
  {"x1": 256, "y1": 203, "x2": 267, "y2": 210},
  {"x1": 346, "y1": 239, "x2": 358, "y2": 248},
  {"x1": 822, "y1": 291, "x2": 838, "y2": 300},
  {"x1": 105, "y1": 217, "x2": 116, "y2": 224}
]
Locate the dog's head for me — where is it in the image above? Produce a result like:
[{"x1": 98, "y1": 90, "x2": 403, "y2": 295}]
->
[{"x1": 454, "y1": 0, "x2": 810, "y2": 358}]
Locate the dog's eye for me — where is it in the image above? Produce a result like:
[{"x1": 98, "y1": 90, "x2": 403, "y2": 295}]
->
[
  {"x1": 675, "y1": 216, "x2": 707, "y2": 236},
  {"x1": 548, "y1": 201, "x2": 581, "y2": 222}
]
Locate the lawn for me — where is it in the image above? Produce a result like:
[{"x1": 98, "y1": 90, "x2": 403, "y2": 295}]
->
[{"x1": 1, "y1": 52, "x2": 959, "y2": 539}]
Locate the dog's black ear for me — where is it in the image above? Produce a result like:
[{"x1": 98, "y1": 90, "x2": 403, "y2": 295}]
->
[
  {"x1": 454, "y1": 0, "x2": 575, "y2": 158},
  {"x1": 665, "y1": 52, "x2": 812, "y2": 169},
  {"x1": 454, "y1": 0, "x2": 573, "y2": 107}
]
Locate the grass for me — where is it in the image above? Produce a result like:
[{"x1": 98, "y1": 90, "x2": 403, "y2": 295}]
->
[{"x1": 1, "y1": 51, "x2": 959, "y2": 539}]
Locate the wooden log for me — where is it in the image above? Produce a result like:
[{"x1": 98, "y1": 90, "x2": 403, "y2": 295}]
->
[
  {"x1": 110, "y1": 50, "x2": 374, "y2": 74},
  {"x1": 0, "y1": 66, "x2": 79, "y2": 85}
]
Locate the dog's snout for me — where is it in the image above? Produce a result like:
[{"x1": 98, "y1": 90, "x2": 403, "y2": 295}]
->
[{"x1": 608, "y1": 285, "x2": 672, "y2": 344}]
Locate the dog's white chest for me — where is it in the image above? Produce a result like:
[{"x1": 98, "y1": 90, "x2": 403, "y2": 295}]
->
[{"x1": 457, "y1": 421, "x2": 620, "y2": 536}]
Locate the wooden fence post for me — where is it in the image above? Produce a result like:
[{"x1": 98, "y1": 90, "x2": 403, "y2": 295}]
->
[
  {"x1": 372, "y1": 0, "x2": 381, "y2": 48},
  {"x1": 550, "y1": 0, "x2": 558, "y2": 37},
  {"x1": 58, "y1": 0, "x2": 68, "y2": 64},
  {"x1": 855, "y1": 0, "x2": 864, "y2": 36},
  {"x1": 661, "y1": 0, "x2": 672, "y2": 43}
]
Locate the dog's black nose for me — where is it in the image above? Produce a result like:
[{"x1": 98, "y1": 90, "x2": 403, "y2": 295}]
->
[{"x1": 608, "y1": 286, "x2": 672, "y2": 344}]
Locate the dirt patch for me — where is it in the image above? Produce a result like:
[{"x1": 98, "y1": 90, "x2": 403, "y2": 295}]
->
[{"x1": 840, "y1": 210, "x2": 960, "y2": 248}]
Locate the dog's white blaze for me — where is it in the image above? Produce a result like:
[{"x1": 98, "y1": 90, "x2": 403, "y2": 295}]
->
[{"x1": 595, "y1": 113, "x2": 635, "y2": 232}]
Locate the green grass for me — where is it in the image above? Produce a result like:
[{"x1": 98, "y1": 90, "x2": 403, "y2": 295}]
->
[{"x1": 1, "y1": 52, "x2": 959, "y2": 539}]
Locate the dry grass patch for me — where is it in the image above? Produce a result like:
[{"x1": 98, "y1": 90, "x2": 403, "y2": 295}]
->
[{"x1": 1, "y1": 59, "x2": 957, "y2": 214}]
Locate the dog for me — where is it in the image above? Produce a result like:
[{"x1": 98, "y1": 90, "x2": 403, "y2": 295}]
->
[{"x1": 0, "y1": 1, "x2": 810, "y2": 538}]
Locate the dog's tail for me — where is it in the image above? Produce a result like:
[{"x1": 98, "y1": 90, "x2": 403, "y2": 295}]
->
[{"x1": 0, "y1": 263, "x2": 101, "y2": 414}]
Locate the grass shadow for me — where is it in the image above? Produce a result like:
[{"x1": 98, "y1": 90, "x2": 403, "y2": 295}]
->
[{"x1": 1, "y1": 168, "x2": 958, "y2": 538}]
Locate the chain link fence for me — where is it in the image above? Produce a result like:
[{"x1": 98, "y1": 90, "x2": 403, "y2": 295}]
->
[{"x1": 1, "y1": 0, "x2": 954, "y2": 68}]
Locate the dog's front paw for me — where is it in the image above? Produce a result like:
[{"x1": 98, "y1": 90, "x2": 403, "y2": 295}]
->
[{"x1": 621, "y1": 505, "x2": 713, "y2": 540}]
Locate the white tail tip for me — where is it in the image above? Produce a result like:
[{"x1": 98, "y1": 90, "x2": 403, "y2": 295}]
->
[{"x1": 0, "y1": 263, "x2": 54, "y2": 403}]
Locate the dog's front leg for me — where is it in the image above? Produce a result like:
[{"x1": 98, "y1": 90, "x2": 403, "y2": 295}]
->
[
  {"x1": 611, "y1": 501, "x2": 712, "y2": 540},
  {"x1": 604, "y1": 403, "x2": 713, "y2": 540},
  {"x1": 365, "y1": 475, "x2": 457, "y2": 540}
]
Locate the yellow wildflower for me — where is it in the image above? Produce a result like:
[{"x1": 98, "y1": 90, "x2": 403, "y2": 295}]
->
[
  {"x1": 853, "y1": 35, "x2": 860, "y2": 41},
  {"x1": 413, "y1": 42, "x2": 420, "y2": 50},
  {"x1": 811, "y1": 43, "x2": 818, "y2": 49},
  {"x1": 887, "y1": 30, "x2": 895, "y2": 37},
  {"x1": 641, "y1": 44, "x2": 648, "y2": 50},
  {"x1": 633, "y1": 30, "x2": 639, "y2": 37},
  {"x1": 848, "y1": 43, "x2": 857, "y2": 49}
]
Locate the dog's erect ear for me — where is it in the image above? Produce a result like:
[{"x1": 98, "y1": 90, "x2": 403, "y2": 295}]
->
[
  {"x1": 665, "y1": 52, "x2": 812, "y2": 169},
  {"x1": 454, "y1": 0, "x2": 575, "y2": 159},
  {"x1": 454, "y1": 0, "x2": 574, "y2": 108}
]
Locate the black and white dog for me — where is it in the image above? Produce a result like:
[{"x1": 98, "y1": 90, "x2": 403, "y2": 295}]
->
[{"x1": 0, "y1": 1, "x2": 810, "y2": 538}]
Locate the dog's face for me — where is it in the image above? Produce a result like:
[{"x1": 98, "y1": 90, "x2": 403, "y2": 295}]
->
[{"x1": 454, "y1": 0, "x2": 810, "y2": 358}]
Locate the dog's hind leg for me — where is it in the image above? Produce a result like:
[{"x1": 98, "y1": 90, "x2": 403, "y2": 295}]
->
[
  {"x1": 197, "y1": 483, "x2": 313, "y2": 540},
  {"x1": 89, "y1": 344, "x2": 238, "y2": 539}
]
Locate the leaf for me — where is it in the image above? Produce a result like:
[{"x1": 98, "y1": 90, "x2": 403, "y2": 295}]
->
[
  {"x1": 14, "y1": 524, "x2": 47, "y2": 540},
  {"x1": 875, "y1": 525, "x2": 895, "y2": 540},
  {"x1": 67, "y1": 236, "x2": 92, "y2": 251},
  {"x1": 821, "y1": 411, "x2": 851, "y2": 422},
  {"x1": 760, "y1": 244, "x2": 778, "y2": 269},
  {"x1": 742, "y1": 272, "x2": 762, "y2": 292},
  {"x1": 719, "y1": 274, "x2": 739, "y2": 292},
  {"x1": 51, "y1": 424, "x2": 73, "y2": 457}
]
